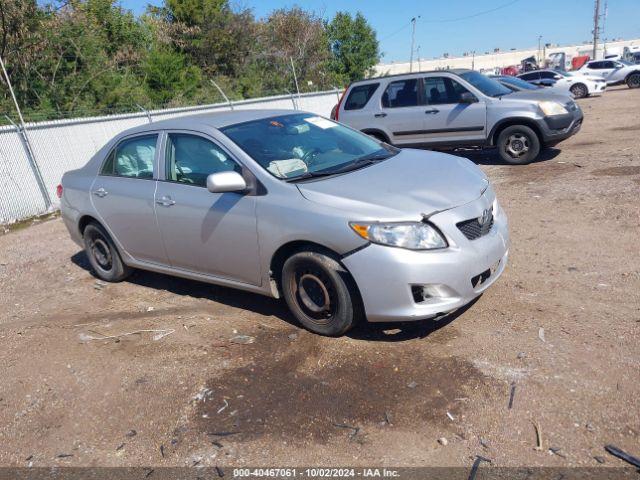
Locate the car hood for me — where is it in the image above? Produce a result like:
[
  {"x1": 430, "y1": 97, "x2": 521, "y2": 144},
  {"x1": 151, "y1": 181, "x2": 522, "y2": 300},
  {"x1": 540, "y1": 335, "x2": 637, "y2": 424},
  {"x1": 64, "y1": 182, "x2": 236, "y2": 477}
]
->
[
  {"x1": 505, "y1": 90, "x2": 572, "y2": 103},
  {"x1": 296, "y1": 149, "x2": 489, "y2": 221}
]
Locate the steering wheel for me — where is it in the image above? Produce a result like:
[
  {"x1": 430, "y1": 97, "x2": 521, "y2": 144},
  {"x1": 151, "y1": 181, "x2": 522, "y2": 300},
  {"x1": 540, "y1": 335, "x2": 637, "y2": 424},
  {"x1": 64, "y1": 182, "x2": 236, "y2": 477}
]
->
[
  {"x1": 301, "y1": 148, "x2": 321, "y2": 166},
  {"x1": 175, "y1": 163, "x2": 194, "y2": 184}
]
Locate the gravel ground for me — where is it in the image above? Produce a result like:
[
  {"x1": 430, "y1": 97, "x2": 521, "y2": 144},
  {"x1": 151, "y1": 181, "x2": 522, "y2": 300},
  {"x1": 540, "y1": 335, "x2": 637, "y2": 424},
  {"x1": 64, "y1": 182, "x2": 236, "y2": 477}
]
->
[{"x1": 0, "y1": 86, "x2": 638, "y2": 469}]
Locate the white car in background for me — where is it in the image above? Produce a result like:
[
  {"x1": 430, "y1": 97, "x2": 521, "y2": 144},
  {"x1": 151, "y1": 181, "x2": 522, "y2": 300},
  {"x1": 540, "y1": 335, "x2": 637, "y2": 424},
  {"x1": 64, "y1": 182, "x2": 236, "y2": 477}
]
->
[
  {"x1": 575, "y1": 59, "x2": 640, "y2": 89},
  {"x1": 517, "y1": 69, "x2": 606, "y2": 99}
]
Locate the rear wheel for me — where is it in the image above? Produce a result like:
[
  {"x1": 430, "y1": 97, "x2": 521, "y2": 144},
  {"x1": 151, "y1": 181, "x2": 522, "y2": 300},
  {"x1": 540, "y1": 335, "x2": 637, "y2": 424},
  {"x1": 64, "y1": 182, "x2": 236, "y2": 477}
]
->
[
  {"x1": 627, "y1": 73, "x2": 640, "y2": 89},
  {"x1": 83, "y1": 222, "x2": 132, "y2": 282},
  {"x1": 496, "y1": 125, "x2": 541, "y2": 165},
  {"x1": 281, "y1": 249, "x2": 361, "y2": 336},
  {"x1": 570, "y1": 83, "x2": 588, "y2": 98}
]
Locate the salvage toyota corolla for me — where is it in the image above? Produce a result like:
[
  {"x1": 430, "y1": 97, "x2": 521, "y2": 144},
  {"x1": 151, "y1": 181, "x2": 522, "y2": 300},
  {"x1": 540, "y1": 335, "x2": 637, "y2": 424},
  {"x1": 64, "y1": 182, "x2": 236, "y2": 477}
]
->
[{"x1": 59, "y1": 110, "x2": 509, "y2": 336}]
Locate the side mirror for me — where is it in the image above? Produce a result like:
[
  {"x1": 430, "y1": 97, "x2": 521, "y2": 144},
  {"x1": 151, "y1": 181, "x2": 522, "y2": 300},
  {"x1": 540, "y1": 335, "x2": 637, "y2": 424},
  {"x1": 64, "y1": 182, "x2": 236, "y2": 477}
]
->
[
  {"x1": 206, "y1": 171, "x2": 247, "y2": 193},
  {"x1": 460, "y1": 92, "x2": 478, "y2": 103}
]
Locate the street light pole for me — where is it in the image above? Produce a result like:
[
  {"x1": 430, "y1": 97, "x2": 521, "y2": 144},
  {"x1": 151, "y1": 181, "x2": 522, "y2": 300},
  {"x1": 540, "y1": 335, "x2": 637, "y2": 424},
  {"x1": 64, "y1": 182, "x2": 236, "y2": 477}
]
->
[
  {"x1": 592, "y1": 0, "x2": 601, "y2": 59},
  {"x1": 409, "y1": 16, "x2": 420, "y2": 73}
]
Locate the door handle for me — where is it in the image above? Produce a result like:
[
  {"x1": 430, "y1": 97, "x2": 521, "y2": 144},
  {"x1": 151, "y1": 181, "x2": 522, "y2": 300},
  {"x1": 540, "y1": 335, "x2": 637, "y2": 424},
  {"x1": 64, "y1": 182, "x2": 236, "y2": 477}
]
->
[
  {"x1": 374, "y1": 113, "x2": 387, "y2": 118},
  {"x1": 156, "y1": 196, "x2": 176, "y2": 207},
  {"x1": 425, "y1": 109, "x2": 440, "y2": 114},
  {"x1": 92, "y1": 188, "x2": 108, "y2": 198}
]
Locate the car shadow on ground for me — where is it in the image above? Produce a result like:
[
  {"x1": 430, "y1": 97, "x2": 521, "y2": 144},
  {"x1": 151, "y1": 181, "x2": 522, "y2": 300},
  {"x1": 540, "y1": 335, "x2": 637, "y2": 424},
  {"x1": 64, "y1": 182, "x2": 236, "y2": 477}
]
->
[
  {"x1": 447, "y1": 147, "x2": 561, "y2": 166},
  {"x1": 71, "y1": 251, "x2": 471, "y2": 342}
]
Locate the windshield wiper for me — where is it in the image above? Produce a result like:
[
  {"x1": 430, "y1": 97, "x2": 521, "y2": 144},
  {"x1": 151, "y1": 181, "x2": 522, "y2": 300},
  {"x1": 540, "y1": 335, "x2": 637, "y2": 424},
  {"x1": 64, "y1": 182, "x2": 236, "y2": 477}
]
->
[{"x1": 287, "y1": 150, "x2": 395, "y2": 182}]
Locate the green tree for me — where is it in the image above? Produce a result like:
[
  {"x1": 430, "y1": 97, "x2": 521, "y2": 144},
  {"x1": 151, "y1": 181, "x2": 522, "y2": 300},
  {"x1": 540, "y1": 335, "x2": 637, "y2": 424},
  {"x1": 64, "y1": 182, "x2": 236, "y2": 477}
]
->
[
  {"x1": 326, "y1": 11, "x2": 380, "y2": 84},
  {"x1": 143, "y1": 48, "x2": 201, "y2": 105},
  {"x1": 165, "y1": 0, "x2": 226, "y2": 26}
]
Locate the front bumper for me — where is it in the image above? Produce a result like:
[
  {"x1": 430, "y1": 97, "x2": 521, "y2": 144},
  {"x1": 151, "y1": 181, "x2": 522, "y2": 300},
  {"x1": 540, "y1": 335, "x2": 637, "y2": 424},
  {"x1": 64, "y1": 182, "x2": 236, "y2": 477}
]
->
[
  {"x1": 342, "y1": 191, "x2": 509, "y2": 322},
  {"x1": 538, "y1": 106, "x2": 584, "y2": 146}
]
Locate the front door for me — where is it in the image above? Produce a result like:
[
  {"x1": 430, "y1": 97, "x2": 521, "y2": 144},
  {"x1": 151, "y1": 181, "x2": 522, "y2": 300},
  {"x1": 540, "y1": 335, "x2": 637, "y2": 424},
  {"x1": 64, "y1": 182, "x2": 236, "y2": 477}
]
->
[
  {"x1": 90, "y1": 133, "x2": 167, "y2": 265},
  {"x1": 154, "y1": 132, "x2": 261, "y2": 285},
  {"x1": 420, "y1": 75, "x2": 487, "y2": 144}
]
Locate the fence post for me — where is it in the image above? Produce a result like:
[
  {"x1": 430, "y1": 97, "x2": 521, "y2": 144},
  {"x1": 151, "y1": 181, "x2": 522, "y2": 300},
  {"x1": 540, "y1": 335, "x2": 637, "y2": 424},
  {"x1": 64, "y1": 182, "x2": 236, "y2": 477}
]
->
[
  {"x1": 1, "y1": 55, "x2": 52, "y2": 210},
  {"x1": 136, "y1": 104, "x2": 152, "y2": 123},
  {"x1": 210, "y1": 79, "x2": 234, "y2": 110}
]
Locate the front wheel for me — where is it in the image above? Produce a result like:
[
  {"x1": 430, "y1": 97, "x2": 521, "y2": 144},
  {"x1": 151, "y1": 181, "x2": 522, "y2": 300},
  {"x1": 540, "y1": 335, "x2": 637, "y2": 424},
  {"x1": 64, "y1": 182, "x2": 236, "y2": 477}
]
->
[
  {"x1": 83, "y1": 222, "x2": 132, "y2": 282},
  {"x1": 281, "y1": 249, "x2": 361, "y2": 336},
  {"x1": 627, "y1": 73, "x2": 640, "y2": 89},
  {"x1": 496, "y1": 125, "x2": 541, "y2": 165},
  {"x1": 570, "y1": 83, "x2": 588, "y2": 98}
]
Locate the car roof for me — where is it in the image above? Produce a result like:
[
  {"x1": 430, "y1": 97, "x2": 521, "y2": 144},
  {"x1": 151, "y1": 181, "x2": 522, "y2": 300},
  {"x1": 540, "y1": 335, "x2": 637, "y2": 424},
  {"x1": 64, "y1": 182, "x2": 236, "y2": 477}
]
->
[
  {"x1": 349, "y1": 69, "x2": 471, "y2": 86},
  {"x1": 118, "y1": 109, "x2": 301, "y2": 137}
]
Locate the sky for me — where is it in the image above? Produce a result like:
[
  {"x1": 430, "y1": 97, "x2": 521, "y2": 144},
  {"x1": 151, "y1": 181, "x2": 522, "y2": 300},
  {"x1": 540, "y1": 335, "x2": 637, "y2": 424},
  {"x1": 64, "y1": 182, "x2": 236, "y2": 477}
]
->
[{"x1": 120, "y1": 0, "x2": 640, "y2": 62}]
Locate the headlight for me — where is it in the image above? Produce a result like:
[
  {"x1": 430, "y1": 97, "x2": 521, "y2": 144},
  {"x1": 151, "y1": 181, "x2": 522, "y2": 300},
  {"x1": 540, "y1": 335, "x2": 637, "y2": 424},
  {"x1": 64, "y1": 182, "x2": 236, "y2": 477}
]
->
[
  {"x1": 350, "y1": 222, "x2": 448, "y2": 250},
  {"x1": 538, "y1": 101, "x2": 568, "y2": 116}
]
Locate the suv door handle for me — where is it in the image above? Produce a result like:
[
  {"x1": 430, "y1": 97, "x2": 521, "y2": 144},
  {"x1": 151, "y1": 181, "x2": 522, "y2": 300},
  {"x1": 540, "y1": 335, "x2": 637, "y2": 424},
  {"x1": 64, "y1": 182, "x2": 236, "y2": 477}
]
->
[
  {"x1": 425, "y1": 109, "x2": 440, "y2": 114},
  {"x1": 374, "y1": 113, "x2": 387, "y2": 118},
  {"x1": 156, "y1": 196, "x2": 176, "y2": 207},
  {"x1": 92, "y1": 188, "x2": 108, "y2": 198}
]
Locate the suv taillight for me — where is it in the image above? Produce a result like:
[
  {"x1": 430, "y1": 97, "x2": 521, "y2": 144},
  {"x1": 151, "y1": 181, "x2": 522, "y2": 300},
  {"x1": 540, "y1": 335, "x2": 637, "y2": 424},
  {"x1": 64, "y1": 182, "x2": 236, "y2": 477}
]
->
[
  {"x1": 334, "y1": 86, "x2": 349, "y2": 122},
  {"x1": 56, "y1": 184, "x2": 63, "y2": 199}
]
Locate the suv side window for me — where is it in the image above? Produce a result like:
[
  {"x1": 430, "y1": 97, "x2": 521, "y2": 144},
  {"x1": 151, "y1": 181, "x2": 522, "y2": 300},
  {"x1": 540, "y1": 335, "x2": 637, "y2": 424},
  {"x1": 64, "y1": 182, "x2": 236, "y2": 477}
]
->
[
  {"x1": 381, "y1": 79, "x2": 419, "y2": 108},
  {"x1": 588, "y1": 61, "x2": 604, "y2": 69},
  {"x1": 601, "y1": 61, "x2": 616, "y2": 68},
  {"x1": 423, "y1": 76, "x2": 472, "y2": 104},
  {"x1": 344, "y1": 83, "x2": 379, "y2": 110},
  {"x1": 101, "y1": 134, "x2": 157, "y2": 179},
  {"x1": 165, "y1": 133, "x2": 242, "y2": 187}
]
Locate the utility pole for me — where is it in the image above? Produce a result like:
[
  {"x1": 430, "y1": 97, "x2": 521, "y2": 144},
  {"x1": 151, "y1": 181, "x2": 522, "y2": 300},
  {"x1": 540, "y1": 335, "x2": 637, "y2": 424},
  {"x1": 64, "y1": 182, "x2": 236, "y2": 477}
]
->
[
  {"x1": 409, "y1": 16, "x2": 420, "y2": 72},
  {"x1": 592, "y1": 0, "x2": 601, "y2": 59},
  {"x1": 471, "y1": 51, "x2": 476, "y2": 70},
  {"x1": 537, "y1": 35, "x2": 542, "y2": 65},
  {"x1": 416, "y1": 45, "x2": 421, "y2": 72}
]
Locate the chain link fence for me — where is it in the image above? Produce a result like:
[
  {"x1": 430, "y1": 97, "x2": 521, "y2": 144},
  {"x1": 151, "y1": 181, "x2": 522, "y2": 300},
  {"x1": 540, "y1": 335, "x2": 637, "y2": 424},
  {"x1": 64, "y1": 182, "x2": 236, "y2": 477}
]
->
[{"x1": 0, "y1": 89, "x2": 341, "y2": 225}]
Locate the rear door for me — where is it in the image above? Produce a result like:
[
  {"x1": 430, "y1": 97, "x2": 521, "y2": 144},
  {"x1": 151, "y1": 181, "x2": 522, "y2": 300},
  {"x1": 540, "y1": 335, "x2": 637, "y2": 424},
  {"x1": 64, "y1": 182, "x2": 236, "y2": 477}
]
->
[
  {"x1": 374, "y1": 77, "x2": 426, "y2": 145},
  {"x1": 419, "y1": 75, "x2": 487, "y2": 144},
  {"x1": 90, "y1": 133, "x2": 167, "y2": 265},
  {"x1": 153, "y1": 131, "x2": 261, "y2": 285}
]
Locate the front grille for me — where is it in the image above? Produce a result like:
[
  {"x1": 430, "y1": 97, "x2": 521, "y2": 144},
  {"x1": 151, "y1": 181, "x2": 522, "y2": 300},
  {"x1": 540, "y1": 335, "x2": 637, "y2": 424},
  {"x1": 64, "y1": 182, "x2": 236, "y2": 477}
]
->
[{"x1": 457, "y1": 209, "x2": 494, "y2": 240}]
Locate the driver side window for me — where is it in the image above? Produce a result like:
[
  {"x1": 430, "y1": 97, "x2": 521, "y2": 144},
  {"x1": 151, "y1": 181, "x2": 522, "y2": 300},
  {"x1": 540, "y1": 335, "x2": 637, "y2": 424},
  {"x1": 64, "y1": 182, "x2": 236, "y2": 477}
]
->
[{"x1": 165, "y1": 134, "x2": 241, "y2": 187}]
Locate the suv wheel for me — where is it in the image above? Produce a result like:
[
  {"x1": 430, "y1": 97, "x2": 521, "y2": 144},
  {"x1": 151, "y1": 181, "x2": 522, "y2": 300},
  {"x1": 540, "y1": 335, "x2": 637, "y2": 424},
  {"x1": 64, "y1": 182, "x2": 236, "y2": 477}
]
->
[
  {"x1": 570, "y1": 83, "x2": 588, "y2": 98},
  {"x1": 83, "y1": 222, "x2": 132, "y2": 282},
  {"x1": 627, "y1": 73, "x2": 640, "y2": 89},
  {"x1": 497, "y1": 125, "x2": 541, "y2": 165},
  {"x1": 281, "y1": 249, "x2": 361, "y2": 336}
]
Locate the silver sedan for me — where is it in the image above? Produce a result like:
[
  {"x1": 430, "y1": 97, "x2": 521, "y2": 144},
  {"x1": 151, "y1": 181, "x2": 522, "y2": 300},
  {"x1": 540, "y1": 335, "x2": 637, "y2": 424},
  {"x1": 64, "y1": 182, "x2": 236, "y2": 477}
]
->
[{"x1": 59, "y1": 110, "x2": 509, "y2": 336}]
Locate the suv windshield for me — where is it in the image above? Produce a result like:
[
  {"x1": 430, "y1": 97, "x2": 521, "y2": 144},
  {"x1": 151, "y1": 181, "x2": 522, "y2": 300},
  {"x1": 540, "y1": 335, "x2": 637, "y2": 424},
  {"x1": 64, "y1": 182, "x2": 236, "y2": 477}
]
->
[
  {"x1": 221, "y1": 113, "x2": 397, "y2": 181},
  {"x1": 460, "y1": 71, "x2": 512, "y2": 97}
]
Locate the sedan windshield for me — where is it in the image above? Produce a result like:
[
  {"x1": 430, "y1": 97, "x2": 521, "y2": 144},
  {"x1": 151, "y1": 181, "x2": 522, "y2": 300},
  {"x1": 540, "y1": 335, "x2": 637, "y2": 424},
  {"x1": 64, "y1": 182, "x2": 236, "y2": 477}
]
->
[
  {"x1": 221, "y1": 113, "x2": 397, "y2": 181},
  {"x1": 460, "y1": 71, "x2": 512, "y2": 97}
]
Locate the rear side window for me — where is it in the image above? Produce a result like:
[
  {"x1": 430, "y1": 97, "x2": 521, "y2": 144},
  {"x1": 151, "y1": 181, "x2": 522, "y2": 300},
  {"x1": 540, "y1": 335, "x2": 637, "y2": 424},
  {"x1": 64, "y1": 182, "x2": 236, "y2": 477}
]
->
[
  {"x1": 588, "y1": 61, "x2": 604, "y2": 69},
  {"x1": 540, "y1": 71, "x2": 557, "y2": 79},
  {"x1": 382, "y1": 79, "x2": 419, "y2": 108},
  {"x1": 344, "y1": 83, "x2": 379, "y2": 110},
  {"x1": 101, "y1": 134, "x2": 157, "y2": 179},
  {"x1": 519, "y1": 72, "x2": 538, "y2": 81}
]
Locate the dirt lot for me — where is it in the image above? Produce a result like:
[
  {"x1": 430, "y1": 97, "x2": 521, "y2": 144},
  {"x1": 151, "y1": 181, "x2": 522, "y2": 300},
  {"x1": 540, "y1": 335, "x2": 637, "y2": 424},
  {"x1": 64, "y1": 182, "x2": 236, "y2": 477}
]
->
[{"x1": 0, "y1": 86, "x2": 639, "y2": 469}]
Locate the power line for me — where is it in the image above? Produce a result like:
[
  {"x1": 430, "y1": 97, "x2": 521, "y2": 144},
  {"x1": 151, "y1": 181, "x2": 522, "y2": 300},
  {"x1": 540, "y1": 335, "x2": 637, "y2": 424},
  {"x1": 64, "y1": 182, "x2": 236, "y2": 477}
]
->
[
  {"x1": 422, "y1": 0, "x2": 522, "y2": 23},
  {"x1": 379, "y1": 0, "x2": 521, "y2": 43}
]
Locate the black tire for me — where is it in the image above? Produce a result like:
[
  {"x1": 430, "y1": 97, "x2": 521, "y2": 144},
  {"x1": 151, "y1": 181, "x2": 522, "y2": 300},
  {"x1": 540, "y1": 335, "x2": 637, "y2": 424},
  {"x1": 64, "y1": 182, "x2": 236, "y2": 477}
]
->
[
  {"x1": 570, "y1": 83, "x2": 588, "y2": 98},
  {"x1": 83, "y1": 222, "x2": 132, "y2": 282},
  {"x1": 281, "y1": 249, "x2": 362, "y2": 336},
  {"x1": 496, "y1": 125, "x2": 541, "y2": 165},
  {"x1": 627, "y1": 73, "x2": 640, "y2": 89}
]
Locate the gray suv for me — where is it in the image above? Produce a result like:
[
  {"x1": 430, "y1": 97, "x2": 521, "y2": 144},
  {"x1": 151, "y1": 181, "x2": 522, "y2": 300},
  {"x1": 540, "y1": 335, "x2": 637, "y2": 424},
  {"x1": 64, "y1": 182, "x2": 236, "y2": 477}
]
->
[{"x1": 332, "y1": 69, "x2": 583, "y2": 164}]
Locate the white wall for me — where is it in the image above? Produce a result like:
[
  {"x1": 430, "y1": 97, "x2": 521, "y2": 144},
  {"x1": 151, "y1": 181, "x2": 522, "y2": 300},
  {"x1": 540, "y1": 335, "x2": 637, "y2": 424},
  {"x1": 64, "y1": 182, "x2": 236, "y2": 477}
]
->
[{"x1": 374, "y1": 38, "x2": 640, "y2": 75}]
